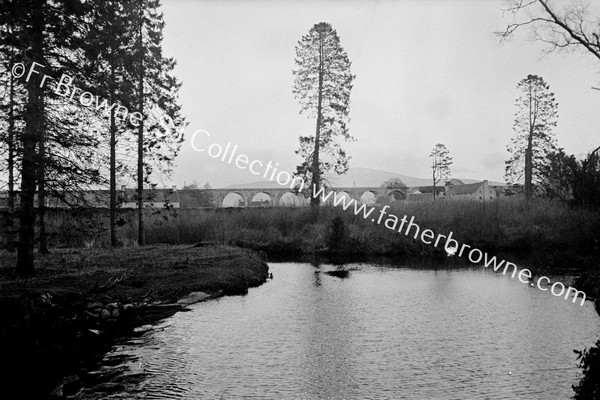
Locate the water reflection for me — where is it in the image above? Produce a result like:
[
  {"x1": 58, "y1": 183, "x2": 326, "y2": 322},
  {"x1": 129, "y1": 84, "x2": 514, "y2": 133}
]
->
[
  {"x1": 83, "y1": 263, "x2": 600, "y2": 400},
  {"x1": 312, "y1": 259, "x2": 322, "y2": 287},
  {"x1": 324, "y1": 269, "x2": 350, "y2": 279}
]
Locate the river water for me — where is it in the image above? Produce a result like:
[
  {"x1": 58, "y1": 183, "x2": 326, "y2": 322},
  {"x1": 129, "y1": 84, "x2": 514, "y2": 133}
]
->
[{"x1": 87, "y1": 262, "x2": 600, "y2": 399}]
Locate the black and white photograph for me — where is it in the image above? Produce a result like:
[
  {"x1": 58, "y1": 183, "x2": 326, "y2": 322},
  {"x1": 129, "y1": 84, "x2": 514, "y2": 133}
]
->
[{"x1": 1, "y1": 0, "x2": 600, "y2": 398}]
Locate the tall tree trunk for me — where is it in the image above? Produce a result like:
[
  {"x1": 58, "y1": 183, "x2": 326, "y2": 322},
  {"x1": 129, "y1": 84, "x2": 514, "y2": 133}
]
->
[
  {"x1": 310, "y1": 34, "x2": 324, "y2": 207},
  {"x1": 109, "y1": 61, "x2": 118, "y2": 248},
  {"x1": 6, "y1": 48, "x2": 16, "y2": 252},
  {"x1": 37, "y1": 118, "x2": 48, "y2": 254},
  {"x1": 38, "y1": 83, "x2": 48, "y2": 254},
  {"x1": 524, "y1": 127, "x2": 533, "y2": 200},
  {"x1": 524, "y1": 85, "x2": 534, "y2": 201},
  {"x1": 17, "y1": 108, "x2": 38, "y2": 275},
  {"x1": 16, "y1": 5, "x2": 44, "y2": 276},
  {"x1": 432, "y1": 162, "x2": 437, "y2": 201},
  {"x1": 137, "y1": 2, "x2": 145, "y2": 246}
]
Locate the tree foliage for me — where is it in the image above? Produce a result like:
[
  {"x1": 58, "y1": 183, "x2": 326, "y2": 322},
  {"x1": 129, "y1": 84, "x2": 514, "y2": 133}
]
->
[
  {"x1": 0, "y1": 25, "x2": 26, "y2": 250},
  {"x1": 82, "y1": 0, "x2": 137, "y2": 247},
  {"x1": 133, "y1": 0, "x2": 185, "y2": 186},
  {"x1": 292, "y1": 22, "x2": 355, "y2": 205},
  {"x1": 381, "y1": 178, "x2": 408, "y2": 201},
  {"x1": 505, "y1": 74, "x2": 558, "y2": 199},
  {"x1": 533, "y1": 146, "x2": 600, "y2": 209},
  {"x1": 573, "y1": 339, "x2": 600, "y2": 400},
  {"x1": 381, "y1": 178, "x2": 408, "y2": 191},
  {"x1": 0, "y1": 0, "x2": 103, "y2": 272},
  {"x1": 572, "y1": 148, "x2": 600, "y2": 209},
  {"x1": 536, "y1": 148, "x2": 577, "y2": 201},
  {"x1": 0, "y1": 0, "x2": 185, "y2": 272}
]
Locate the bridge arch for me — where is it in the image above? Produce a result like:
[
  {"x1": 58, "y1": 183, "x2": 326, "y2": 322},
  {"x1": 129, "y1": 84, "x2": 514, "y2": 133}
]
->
[
  {"x1": 359, "y1": 190, "x2": 378, "y2": 205},
  {"x1": 195, "y1": 186, "x2": 413, "y2": 208},
  {"x1": 324, "y1": 190, "x2": 352, "y2": 205},
  {"x1": 388, "y1": 189, "x2": 406, "y2": 201},
  {"x1": 250, "y1": 192, "x2": 272, "y2": 207},
  {"x1": 279, "y1": 191, "x2": 302, "y2": 206},
  {"x1": 222, "y1": 192, "x2": 246, "y2": 208}
]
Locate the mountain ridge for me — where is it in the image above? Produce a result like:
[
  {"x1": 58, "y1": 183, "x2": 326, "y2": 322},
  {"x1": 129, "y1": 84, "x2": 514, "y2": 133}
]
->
[{"x1": 220, "y1": 167, "x2": 504, "y2": 189}]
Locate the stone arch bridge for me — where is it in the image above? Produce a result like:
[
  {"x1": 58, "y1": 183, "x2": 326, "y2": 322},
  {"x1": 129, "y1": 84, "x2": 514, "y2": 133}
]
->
[{"x1": 201, "y1": 186, "x2": 410, "y2": 208}]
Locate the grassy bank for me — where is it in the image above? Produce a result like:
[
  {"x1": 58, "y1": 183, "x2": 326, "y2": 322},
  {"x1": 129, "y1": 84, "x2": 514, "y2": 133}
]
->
[
  {"x1": 41, "y1": 198, "x2": 600, "y2": 263},
  {"x1": 0, "y1": 244, "x2": 268, "y2": 398}
]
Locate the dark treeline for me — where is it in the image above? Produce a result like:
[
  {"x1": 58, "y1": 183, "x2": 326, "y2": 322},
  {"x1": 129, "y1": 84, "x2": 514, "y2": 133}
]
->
[
  {"x1": 0, "y1": 0, "x2": 185, "y2": 275},
  {"x1": 530, "y1": 146, "x2": 600, "y2": 209}
]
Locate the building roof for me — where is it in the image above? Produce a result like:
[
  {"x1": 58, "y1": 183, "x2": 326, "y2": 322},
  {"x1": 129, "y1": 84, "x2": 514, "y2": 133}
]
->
[
  {"x1": 445, "y1": 181, "x2": 484, "y2": 196},
  {"x1": 416, "y1": 186, "x2": 444, "y2": 194},
  {"x1": 447, "y1": 178, "x2": 465, "y2": 186}
]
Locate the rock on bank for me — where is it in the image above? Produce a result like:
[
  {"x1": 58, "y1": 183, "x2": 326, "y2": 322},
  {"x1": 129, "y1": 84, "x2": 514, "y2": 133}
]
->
[{"x1": 0, "y1": 244, "x2": 269, "y2": 399}]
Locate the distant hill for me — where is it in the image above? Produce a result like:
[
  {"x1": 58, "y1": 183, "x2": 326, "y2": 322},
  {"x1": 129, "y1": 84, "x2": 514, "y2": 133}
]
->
[
  {"x1": 222, "y1": 167, "x2": 504, "y2": 189},
  {"x1": 323, "y1": 168, "x2": 431, "y2": 187}
]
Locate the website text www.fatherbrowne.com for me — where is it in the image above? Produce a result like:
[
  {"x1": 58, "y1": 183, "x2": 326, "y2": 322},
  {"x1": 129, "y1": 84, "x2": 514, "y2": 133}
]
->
[{"x1": 191, "y1": 130, "x2": 587, "y2": 307}]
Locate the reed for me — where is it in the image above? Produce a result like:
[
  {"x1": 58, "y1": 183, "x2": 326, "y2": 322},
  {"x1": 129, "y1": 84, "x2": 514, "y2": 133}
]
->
[{"x1": 41, "y1": 198, "x2": 599, "y2": 258}]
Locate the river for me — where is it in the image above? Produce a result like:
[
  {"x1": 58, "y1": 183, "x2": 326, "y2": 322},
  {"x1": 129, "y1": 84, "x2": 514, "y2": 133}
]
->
[{"x1": 84, "y1": 262, "x2": 600, "y2": 399}]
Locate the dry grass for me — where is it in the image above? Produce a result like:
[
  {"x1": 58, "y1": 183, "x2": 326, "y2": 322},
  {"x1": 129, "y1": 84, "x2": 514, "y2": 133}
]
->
[
  {"x1": 37, "y1": 197, "x2": 600, "y2": 258},
  {"x1": 0, "y1": 244, "x2": 269, "y2": 301}
]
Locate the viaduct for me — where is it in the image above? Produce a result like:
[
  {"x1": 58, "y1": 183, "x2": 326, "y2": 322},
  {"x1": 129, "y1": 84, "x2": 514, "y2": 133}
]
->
[
  {"x1": 0, "y1": 186, "x2": 412, "y2": 209},
  {"x1": 198, "y1": 186, "x2": 410, "y2": 207}
]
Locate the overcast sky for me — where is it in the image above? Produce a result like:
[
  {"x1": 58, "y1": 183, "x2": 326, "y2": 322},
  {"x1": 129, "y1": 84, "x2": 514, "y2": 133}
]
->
[{"x1": 159, "y1": 0, "x2": 600, "y2": 188}]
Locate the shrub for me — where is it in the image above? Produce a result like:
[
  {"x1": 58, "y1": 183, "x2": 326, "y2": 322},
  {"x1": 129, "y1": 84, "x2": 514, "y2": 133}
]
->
[{"x1": 573, "y1": 340, "x2": 600, "y2": 400}]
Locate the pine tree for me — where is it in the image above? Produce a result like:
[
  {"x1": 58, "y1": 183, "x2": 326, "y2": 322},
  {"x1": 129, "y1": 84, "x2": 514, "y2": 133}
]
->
[
  {"x1": 292, "y1": 22, "x2": 355, "y2": 206},
  {"x1": 0, "y1": 0, "x2": 107, "y2": 274},
  {"x1": 132, "y1": 0, "x2": 185, "y2": 245},
  {"x1": 3, "y1": 1, "x2": 49, "y2": 274},
  {"x1": 83, "y1": 0, "x2": 137, "y2": 247},
  {"x1": 505, "y1": 74, "x2": 558, "y2": 200},
  {"x1": 0, "y1": 0, "x2": 183, "y2": 269},
  {"x1": 0, "y1": 24, "x2": 25, "y2": 251}
]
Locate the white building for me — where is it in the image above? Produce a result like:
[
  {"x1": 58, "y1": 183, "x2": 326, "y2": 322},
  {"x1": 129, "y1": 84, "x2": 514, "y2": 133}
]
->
[{"x1": 444, "y1": 180, "x2": 497, "y2": 201}]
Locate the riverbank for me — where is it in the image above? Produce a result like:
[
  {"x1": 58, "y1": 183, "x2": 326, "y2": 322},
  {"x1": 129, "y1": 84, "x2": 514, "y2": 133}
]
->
[
  {"x1": 39, "y1": 198, "x2": 600, "y2": 272},
  {"x1": 0, "y1": 244, "x2": 269, "y2": 399}
]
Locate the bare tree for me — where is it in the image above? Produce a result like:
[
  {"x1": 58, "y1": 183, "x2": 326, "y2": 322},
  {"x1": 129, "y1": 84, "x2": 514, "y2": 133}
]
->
[
  {"x1": 430, "y1": 144, "x2": 452, "y2": 200},
  {"x1": 496, "y1": 0, "x2": 600, "y2": 60}
]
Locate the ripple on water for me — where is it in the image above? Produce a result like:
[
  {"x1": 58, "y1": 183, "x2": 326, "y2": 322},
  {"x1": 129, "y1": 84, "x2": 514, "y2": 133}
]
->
[{"x1": 81, "y1": 263, "x2": 600, "y2": 400}]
